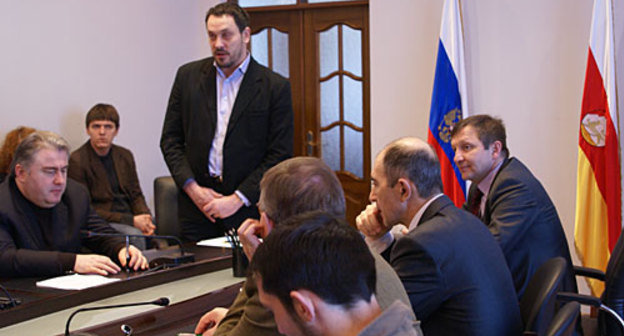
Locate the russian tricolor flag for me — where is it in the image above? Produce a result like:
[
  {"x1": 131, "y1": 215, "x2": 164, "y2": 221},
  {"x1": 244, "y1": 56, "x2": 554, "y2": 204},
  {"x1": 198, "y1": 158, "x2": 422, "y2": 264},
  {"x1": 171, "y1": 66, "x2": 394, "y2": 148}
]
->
[{"x1": 427, "y1": 0, "x2": 468, "y2": 207}]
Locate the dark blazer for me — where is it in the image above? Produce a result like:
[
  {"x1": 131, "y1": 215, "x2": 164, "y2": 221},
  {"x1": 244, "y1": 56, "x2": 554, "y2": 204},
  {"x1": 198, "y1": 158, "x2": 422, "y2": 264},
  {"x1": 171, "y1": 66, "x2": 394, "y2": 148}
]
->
[
  {"x1": 160, "y1": 56, "x2": 293, "y2": 237},
  {"x1": 465, "y1": 157, "x2": 578, "y2": 299},
  {"x1": 385, "y1": 195, "x2": 522, "y2": 336},
  {"x1": 0, "y1": 178, "x2": 124, "y2": 277},
  {"x1": 68, "y1": 142, "x2": 151, "y2": 225}
]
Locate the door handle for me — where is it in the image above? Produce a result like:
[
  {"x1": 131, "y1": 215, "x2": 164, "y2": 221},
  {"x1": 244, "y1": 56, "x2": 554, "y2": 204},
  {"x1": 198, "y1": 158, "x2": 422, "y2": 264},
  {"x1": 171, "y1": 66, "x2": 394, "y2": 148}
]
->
[{"x1": 306, "y1": 131, "x2": 316, "y2": 156}]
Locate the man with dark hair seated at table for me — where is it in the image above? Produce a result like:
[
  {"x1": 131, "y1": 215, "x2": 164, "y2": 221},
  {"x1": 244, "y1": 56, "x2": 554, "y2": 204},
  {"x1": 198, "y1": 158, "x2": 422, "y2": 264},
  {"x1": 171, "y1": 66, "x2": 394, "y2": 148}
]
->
[
  {"x1": 194, "y1": 157, "x2": 420, "y2": 335},
  {"x1": 0, "y1": 131, "x2": 147, "y2": 277},
  {"x1": 252, "y1": 211, "x2": 419, "y2": 336},
  {"x1": 69, "y1": 103, "x2": 155, "y2": 250}
]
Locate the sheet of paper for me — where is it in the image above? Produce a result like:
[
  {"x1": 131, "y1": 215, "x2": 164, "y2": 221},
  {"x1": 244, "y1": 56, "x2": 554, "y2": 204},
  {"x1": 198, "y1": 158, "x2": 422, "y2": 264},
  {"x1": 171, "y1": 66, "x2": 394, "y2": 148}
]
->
[
  {"x1": 36, "y1": 273, "x2": 120, "y2": 290},
  {"x1": 196, "y1": 236, "x2": 232, "y2": 249}
]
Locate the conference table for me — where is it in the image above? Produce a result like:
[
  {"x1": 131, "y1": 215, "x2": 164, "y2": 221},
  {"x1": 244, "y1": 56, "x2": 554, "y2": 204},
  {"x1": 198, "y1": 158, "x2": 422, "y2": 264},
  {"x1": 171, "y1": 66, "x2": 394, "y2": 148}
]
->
[{"x1": 0, "y1": 244, "x2": 245, "y2": 335}]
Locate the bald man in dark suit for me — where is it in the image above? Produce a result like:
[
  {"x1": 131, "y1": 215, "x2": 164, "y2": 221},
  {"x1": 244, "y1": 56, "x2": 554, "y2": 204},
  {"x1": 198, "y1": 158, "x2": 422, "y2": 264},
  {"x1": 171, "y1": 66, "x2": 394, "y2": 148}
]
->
[{"x1": 357, "y1": 137, "x2": 522, "y2": 335}]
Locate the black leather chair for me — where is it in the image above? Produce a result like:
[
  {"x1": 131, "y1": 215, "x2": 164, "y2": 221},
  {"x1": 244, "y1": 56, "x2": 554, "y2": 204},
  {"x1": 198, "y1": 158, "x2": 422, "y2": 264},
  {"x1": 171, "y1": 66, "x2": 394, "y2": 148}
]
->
[
  {"x1": 545, "y1": 301, "x2": 580, "y2": 336},
  {"x1": 153, "y1": 176, "x2": 180, "y2": 238},
  {"x1": 520, "y1": 257, "x2": 567, "y2": 335},
  {"x1": 558, "y1": 229, "x2": 624, "y2": 335}
]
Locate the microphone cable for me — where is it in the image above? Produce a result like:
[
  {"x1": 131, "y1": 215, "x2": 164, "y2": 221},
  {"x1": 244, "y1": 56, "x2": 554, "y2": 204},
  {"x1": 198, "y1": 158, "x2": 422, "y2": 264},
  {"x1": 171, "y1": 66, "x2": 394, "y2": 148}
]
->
[{"x1": 0, "y1": 283, "x2": 20, "y2": 309}]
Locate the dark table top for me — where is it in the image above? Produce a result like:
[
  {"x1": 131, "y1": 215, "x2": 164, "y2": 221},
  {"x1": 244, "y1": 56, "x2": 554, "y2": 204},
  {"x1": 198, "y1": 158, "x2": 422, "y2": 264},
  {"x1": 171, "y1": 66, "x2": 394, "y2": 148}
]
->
[
  {"x1": 68, "y1": 281, "x2": 244, "y2": 336},
  {"x1": 0, "y1": 245, "x2": 233, "y2": 328}
]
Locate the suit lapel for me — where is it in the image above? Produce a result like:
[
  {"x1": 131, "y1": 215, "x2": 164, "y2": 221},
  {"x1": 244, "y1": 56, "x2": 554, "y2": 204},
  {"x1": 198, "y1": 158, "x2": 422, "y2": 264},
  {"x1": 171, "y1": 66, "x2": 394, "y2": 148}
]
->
[
  {"x1": 199, "y1": 59, "x2": 218, "y2": 129},
  {"x1": 483, "y1": 157, "x2": 512, "y2": 222},
  {"x1": 226, "y1": 58, "x2": 260, "y2": 138},
  {"x1": 418, "y1": 195, "x2": 453, "y2": 226},
  {"x1": 198, "y1": 59, "x2": 218, "y2": 162},
  {"x1": 12, "y1": 186, "x2": 44, "y2": 248},
  {"x1": 9, "y1": 180, "x2": 54, "y2": 248},
  {"x1": 110, "y1": 146, "x2": 127, "y2": 193},
  {"x1": 52, "y1": 201, "x2": 69, "y2": 248},
  {"x1": 86, "y1": 143, "x2": 112, "y2": 195}
]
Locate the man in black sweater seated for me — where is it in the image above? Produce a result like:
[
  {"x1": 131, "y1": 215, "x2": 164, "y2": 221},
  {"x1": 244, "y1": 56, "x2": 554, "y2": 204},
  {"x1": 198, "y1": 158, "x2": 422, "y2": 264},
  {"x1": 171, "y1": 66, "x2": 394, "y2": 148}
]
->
[{"x1": 0, "y1": 131, "x2": 147, "y2": 277}]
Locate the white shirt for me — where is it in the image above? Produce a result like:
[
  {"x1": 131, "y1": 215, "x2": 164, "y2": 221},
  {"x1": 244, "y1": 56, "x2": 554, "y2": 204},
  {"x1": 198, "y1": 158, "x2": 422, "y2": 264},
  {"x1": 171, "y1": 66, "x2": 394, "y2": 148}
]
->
[
  {"x1": 208, "y1": 53, "x2": 251, "y2": 177},
  {"x1": 365, "y1": 193, "x2": 444, "y2": 254},
  {"x1": 207, "y1": 53, "x2": 251, "y2": 205}
]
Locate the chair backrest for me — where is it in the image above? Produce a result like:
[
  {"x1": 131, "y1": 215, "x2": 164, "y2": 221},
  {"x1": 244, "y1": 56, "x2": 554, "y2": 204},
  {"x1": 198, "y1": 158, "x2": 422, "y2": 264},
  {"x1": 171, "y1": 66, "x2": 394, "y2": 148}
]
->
[
  {"x1": 520, "y1": 257, "x2": 567, "y2": 335},
  {"x1": 545, "y1": 301, "x2": 580, "y2": 336},
  {"x1": 153, "y1": 176, "x2": 180, "y2": 238},
  {"x1": 602, "y1": 229, "x2": 624, "y2": 335}
]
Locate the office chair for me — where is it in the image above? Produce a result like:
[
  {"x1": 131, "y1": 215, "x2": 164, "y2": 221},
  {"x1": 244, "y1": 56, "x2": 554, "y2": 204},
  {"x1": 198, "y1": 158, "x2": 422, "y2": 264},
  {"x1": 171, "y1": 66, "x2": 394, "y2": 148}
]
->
[
  {"x1": 153, "y1": 176, "x2": 180, "y2": 238},
  {"x1": 545, "y1": 301, "x2": 580, "y2": 336},
  {"x1": 520, "y1": 257, "x2": 567, "y2": 336},
  {"x1": 558, "y1": 229, "x2": 624, "y2": 335}
]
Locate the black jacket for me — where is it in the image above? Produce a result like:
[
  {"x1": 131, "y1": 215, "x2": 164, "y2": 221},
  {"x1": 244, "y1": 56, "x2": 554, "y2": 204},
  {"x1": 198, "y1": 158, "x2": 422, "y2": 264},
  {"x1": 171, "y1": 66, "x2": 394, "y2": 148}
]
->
[
  {"x1": 384, "y1": 195, "x2": 523, "y2": 335},
  {"x1": 0, "y1": 177, "x2": 124, "y2": 277},
  {"x1": 160, "y1": 56, "x2": 293, "y2": 237}
]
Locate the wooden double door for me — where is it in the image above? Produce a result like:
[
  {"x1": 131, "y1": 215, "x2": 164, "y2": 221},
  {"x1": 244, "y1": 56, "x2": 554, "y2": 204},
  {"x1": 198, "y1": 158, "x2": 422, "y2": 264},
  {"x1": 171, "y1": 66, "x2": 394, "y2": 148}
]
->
[{"x1": 247, "y1": 2, "x2": 370, "y2": 224}]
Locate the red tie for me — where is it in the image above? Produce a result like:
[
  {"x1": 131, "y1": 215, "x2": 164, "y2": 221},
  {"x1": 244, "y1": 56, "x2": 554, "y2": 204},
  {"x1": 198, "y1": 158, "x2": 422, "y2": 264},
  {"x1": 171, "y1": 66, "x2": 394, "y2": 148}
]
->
[{"x1": 468, "y1": 188, "x2": 484, "y2": 218}]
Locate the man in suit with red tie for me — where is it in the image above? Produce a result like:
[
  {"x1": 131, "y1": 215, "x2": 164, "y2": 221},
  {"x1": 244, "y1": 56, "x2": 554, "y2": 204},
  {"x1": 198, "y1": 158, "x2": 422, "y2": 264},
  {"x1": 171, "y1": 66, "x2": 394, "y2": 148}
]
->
[{"x1": 450, "y1": 114, "x2": 577, "y2": 300}]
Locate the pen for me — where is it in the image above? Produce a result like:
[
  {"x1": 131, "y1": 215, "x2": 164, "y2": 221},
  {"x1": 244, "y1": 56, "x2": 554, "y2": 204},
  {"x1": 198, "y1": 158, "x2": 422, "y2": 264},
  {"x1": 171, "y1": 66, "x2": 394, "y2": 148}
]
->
[{"x1": 125, "y1": 235, "x2": 130, "y2": 272}]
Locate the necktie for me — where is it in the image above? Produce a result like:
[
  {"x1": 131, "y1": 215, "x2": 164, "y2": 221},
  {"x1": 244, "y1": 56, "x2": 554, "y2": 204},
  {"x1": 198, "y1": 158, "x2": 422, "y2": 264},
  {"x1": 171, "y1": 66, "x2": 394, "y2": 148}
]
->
[{"x1": 468, "y1": 188, "x2": 484, "y2": 218}]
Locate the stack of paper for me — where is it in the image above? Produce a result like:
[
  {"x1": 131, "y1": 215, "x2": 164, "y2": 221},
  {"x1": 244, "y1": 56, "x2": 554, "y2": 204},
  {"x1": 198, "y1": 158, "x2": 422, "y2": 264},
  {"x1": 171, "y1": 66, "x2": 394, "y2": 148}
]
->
[
  {"x1": 36, "y1": 273, "x2": 120, "y2": 290},
  {"x1": 196, "y1": 236, "x2": 232, "y2": 248}
]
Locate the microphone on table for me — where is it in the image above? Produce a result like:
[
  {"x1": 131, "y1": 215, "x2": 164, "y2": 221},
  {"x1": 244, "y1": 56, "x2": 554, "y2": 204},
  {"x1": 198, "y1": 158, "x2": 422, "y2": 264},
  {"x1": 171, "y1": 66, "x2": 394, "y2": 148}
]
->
[
  {"x1": 82, "y1": 231, "x2": 195, "y2": 268},
  {"x1": 64, "y1": 297, "x2": 170, "y2": 336}
]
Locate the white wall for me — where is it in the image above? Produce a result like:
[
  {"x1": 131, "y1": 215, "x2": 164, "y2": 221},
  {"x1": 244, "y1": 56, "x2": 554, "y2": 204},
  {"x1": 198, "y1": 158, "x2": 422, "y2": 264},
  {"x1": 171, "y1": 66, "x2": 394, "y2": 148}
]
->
[
  {"x1": 370, "y1": 0, "x2": 624, "y2": 296},
  {"x1": 0, "y1": 0, "x2": 219, "y2": 208}
]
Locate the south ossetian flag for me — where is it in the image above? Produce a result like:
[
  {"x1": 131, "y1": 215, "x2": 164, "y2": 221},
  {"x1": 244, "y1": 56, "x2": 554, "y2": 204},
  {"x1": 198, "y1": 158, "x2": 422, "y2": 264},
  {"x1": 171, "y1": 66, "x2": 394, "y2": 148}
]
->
[
  {"x1": 575, "y1": 0, "x2": 622, "y2": 296},
  {"x1": 427, "y1": 0, "x2": 468, "y2": 207}
]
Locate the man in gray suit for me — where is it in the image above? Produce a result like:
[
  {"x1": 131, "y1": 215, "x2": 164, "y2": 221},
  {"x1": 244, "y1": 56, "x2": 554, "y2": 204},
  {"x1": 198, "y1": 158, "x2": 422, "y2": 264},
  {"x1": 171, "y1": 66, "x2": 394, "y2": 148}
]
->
[
  {"x1": 357, "y1": 137, "x2": 522, "y2": 335},
  {"x1": 194, "y1": 157, "x2": 420, "y2": 336},
  {"x1": 450, "y1": 114, "x2": 577, "y2": 299}
]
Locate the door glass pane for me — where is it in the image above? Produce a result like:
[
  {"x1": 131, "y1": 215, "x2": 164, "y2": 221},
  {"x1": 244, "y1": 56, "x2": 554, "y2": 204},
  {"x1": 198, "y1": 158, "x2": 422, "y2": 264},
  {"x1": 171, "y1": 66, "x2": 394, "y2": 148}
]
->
[
  {"x1": 242, "y1": 0, "x2": 355, "y2": 6},
  {"x1": 343, "y1": 76, "x2": 362, "y2": 128},
  {"x1": 251, "y1": 29, "x2": 268, "y2": 68},
  {"x1": 342, "y1": 25, "x2": 362, "y2": 77},
  {"x1": 272, "y1": 29, "x2": 289, "y2": 78},
  {"x1": 309, "y1": 0, "x2": 357, "y2": 2},
  {"x1": 321, "y1": 126, "x2": 340, "y2": 172},
  {"x1": 344, "y1": 127, "x2": 363, "y2": 178},
  {"x1": 319, "y1": 25, "x2": 338, "y2": 78},
  {"x1": 320, "y1": 76, "x2": 339, "y2": 127},
  {"x1": 240, "y1": 0, "x2": 296, "y2": 6}
]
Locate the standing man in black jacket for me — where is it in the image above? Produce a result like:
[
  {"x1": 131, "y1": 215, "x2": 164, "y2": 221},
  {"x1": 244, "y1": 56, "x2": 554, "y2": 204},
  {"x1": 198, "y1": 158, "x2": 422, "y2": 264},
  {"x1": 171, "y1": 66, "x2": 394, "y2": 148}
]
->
[{"x1": 160, "y1": 2, "x2": 293, "y2": 241}]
